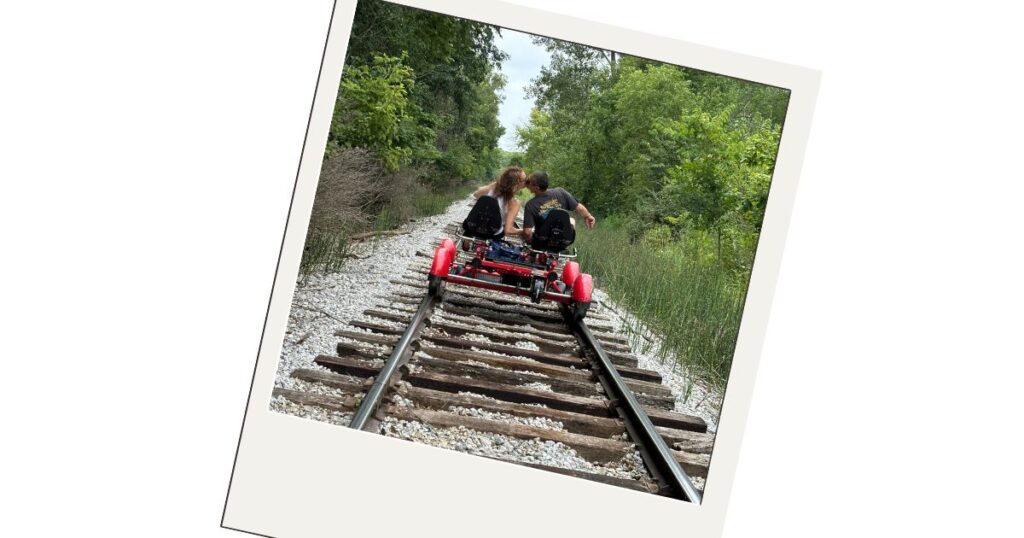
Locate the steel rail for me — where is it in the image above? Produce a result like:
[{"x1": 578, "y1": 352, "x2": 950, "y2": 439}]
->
[
  {"x1": 573, "y1": 318, "x2": 703, "y2": 503},
  {"x1": 349, "y1": 293, "x2": 437, "y2": 430}
]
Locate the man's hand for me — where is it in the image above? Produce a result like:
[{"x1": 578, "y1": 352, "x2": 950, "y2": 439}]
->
[{"x1": 575, "y1": 203, "x2": 596, "y2": 229}]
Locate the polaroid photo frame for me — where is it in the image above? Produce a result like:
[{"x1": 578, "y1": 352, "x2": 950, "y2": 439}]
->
[{"x1": 222, "y1": 0, "x2": 819, "y2": 536}]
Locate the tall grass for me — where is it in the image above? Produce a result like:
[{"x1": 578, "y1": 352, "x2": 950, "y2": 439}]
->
[
  {"x1": 575, "y1": 221, "x2": 749, "y2": 389},
  {"x1": 300, "y1": 230, "x2": 351, "y2": 276}
]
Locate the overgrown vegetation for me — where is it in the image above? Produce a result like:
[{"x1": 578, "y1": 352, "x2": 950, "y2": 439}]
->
[
  {"x1": 301, "y1": 149, "x2": 479, "y2": 277},
  {"x1": 517, "y1": 39, "x2": 790, "y2": 387},
  {"x1": 576, "y1": 219, "x2": 745, "y2": 389},
  {"x1": 301, "y1": 0, "x2": 507, "y2": 276}
]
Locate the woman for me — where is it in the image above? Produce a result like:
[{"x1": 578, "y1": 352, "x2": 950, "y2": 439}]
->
[{"x1": 471, "y1": 166, "x2": 526, "y2": 238}]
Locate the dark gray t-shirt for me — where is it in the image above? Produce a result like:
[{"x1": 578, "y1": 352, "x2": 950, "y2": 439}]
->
[{"x1": 523, "y1": 187, "x2": 578, "y2": 228}]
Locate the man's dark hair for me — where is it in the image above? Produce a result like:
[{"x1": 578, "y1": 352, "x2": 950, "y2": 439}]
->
[{"x1": 528, "y1": 171, "x2": 550, "y2": 191}]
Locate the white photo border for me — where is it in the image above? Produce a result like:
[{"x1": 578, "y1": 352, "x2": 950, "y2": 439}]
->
[{"x1": 222, "y1": 1, "x2": 820, "y2": 536}]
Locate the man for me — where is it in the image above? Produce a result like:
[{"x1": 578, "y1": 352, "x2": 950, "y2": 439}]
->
[{"x1": 522, "y1": 171, "x2": 596, "y2": 244}]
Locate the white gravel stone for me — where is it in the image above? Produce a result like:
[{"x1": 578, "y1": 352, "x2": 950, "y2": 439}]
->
[
  {"x1": 436, "y1": 342, "x2": 540, "y2": 364},
  {"x1": 436, "y1": 318, "x2": 560, "y2": 350},
  {"x1": 391, "y1": 394, "x2": 415, "y2": 408},
  {"x1": 447, "y1": 406, "x2": 565, "y2": 431},
  {"x1": 456, "y1": 391, "x2": 500, "y2": 402},
  {"x1": 270, "y1": 395, "x2": 353, "y2": 427},
  {"x1": 278, "y1": 378, "x2": 362, "y2": 399},
  {"x1": 455, "y1": 332, "x2": 491, "y2": 344},
  {"x1": 270, "y1": 197, "x2": 475, "y2": 395},
  {"x1": 513, "y1": 369, "x2": 547, "y2": 378},
  {"x1": 380, "y1": 417, "x2": 648, "y2": 481}
]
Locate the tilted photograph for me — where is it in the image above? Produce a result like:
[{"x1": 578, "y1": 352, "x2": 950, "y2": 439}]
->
[{"x1": 267, "y1": 0, "x2": 790, "y2": 503}]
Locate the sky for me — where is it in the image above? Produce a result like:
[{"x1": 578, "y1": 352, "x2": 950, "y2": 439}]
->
[{"x1": 494, "y1": 28, "x2": 551, "y2": 152}]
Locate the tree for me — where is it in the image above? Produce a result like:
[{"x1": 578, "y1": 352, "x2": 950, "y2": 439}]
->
[
  {"x1": 343, "y1": 0, "x2": 507, "y2": 181},
  {"x1": 660, "y1": 109, "x2": 781, "y2": 268},
  {"x1": 681, "y1": 69, "x2": 791, "y2": 130},
  {"x1": 516, "y1": 47, "x2": 785, "y2": 273},
  {"x1": 328, "y1": 54, "x2": 417, "y2": 171}
]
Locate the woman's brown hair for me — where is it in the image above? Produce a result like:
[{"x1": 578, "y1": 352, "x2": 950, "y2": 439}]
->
[{"x1": 493, "y1": 166, "x2": 525, "y2": 204}]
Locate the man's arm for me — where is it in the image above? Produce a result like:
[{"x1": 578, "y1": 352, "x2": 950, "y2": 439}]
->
[{"x1": 574, "y1": 202, "x2": 596, "y2": 229}]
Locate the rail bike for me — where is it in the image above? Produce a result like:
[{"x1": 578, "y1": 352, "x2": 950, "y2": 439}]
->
[{"x1": 427, "y1": 196, "x2": 593, "y2": 321}]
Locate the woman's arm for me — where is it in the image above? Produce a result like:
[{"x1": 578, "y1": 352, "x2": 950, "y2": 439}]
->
[
  {"x1": 503, "y1": 198, "x2": 522, "y2": 236},
  {"x1": 472, "y1": 182, "x2": 495, "y2": 199}
]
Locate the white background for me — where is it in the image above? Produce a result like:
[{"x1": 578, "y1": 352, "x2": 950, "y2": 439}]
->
[{"x1": 2, "y1": 0, "x2": 1021, "y2": 536}]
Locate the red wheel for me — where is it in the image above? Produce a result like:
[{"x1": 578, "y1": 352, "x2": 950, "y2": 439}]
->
[
  {"x1": 429, "y1": 244, "x2": 455, "y2": 281},
  {"x1": 571, "y1": 273, "x2": 593, "y2": 303},
  {"x1": 567, "y1": 273, "x2": 592, "y2": 321},
  {"x1": 440, "y1": 238, "x2": 456, "y2": 256},
  {"x1": 561, "y1": 261, "x2": 580, "y2": 287}
]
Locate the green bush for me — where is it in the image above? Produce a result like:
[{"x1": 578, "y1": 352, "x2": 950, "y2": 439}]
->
[
  {"x1": 642, "y1": 225, "x2": 673, "y2": 251},
  {"x1": 328, "y1": 54, "x2": 418, "y2": 171}
]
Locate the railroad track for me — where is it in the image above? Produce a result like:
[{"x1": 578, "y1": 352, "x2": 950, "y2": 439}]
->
[{"x1": 273, "y1": 221, "x2": 712, "y2": 502}]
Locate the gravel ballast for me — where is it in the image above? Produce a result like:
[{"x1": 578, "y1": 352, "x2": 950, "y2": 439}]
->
[{"x1": 380, "y1": 417, "x2": 649, "y2": 482}]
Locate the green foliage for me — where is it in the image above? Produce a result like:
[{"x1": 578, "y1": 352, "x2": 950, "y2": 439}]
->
[
  {"x1": 601, "y1": 63, "x2": 694, "y2": 210},
  {"x1": 642, "y1": 224, "x2": 673, "y2": 251},
  {"x1": 656, "y1": 109, "x2": 781, "y2": 271},
  {"x1": 500, "y1": 149, "x2": 526, "y2": 167},
  {"x1": 328, "y1": 53, "x2": 417, "y2": 171},
  {"x1": 662, "y1": 109, "x2": 738, "y2": 230},
  {"x1": 340, "y1": 0, "x2": 507, "y2": 184},
  {"x1": 519, "y1": 60, "x2": 696, "y2": 214},
  {"x1": 430, "y1": 69, "x2": 507, "y2": 182},
  {"x1": 348, "y1": 0, "x2": 505, "y2": 101},
  {"x1": 517, "y1": 45, "x2": 791, "y2": 384},
  {"x1": 518, "y1": 49, "x2": 786, "y2": 274},
  {"x1": 682, "y1": 69, "x2": 790, "y2": 130},
  {"x1": 305, "y1": 0, "x2": 507, "y2": 277},
  {"x1": 434, "y1": 143, "x2": 477, "y2": 180}
]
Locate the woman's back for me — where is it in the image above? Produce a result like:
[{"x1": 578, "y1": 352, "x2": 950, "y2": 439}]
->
[
  {"x1": 469, "y1": 166, "x2": 525, "y2": 239},
  {"x1": 487, "y1": 189, "x2": 509, "y2": 234}
]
